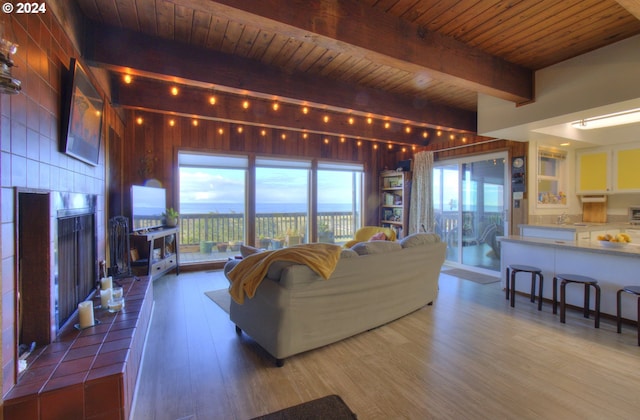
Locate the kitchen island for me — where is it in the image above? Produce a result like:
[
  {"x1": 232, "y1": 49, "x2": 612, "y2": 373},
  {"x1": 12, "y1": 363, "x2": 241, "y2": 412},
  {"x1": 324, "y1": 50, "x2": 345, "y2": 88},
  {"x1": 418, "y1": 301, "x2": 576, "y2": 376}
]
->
[{"x1": 499, "y1": 234, "x2": 640, "y2": 321}]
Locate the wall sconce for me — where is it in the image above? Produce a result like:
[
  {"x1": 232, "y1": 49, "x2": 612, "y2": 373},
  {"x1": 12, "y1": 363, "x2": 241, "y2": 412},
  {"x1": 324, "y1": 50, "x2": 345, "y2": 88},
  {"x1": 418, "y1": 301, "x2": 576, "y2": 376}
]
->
[{"x1": 0, "y1": 21, "x2": 21, "y2": 94}]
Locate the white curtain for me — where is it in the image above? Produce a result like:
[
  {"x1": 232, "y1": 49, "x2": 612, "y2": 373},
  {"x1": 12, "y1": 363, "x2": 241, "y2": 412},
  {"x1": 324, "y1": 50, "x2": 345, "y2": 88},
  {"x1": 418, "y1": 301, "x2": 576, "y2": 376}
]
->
[{"x1": 409, "y1": 151, "x2": 434, "y2": 234}]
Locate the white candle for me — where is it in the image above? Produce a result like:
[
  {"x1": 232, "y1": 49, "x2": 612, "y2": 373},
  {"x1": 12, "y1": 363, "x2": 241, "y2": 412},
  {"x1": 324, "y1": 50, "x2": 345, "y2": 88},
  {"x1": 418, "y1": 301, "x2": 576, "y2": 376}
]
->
[
  {"x1": 78, "y1": 301, "x2": 94, "y2": 328},
  {"x1": 100, "y1": 288, "x2": 112, "y2": 307},
  {"x1": 100, "y1": 276, "x2": 112, "y2": 290}
]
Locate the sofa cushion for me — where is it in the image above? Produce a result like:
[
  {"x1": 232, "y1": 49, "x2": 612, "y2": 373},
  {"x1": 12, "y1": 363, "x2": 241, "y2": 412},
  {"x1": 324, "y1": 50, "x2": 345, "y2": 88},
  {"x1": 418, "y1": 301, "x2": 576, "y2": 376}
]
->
[
  {"x1": 400, "y1": 233, "x2": 441, "y2": 248},
  {"x1": 351, "y1": 240, "x2": 402, "y2": 255},
  {"x1": 241, "y1": 244, "x2": 262, "y2": 258},
  {"x1": 266, "y1": 260, "x2": 299, "y2": 279},
  {"x1": 340, "y1": 248, "x2": 359, "y2": 258}
]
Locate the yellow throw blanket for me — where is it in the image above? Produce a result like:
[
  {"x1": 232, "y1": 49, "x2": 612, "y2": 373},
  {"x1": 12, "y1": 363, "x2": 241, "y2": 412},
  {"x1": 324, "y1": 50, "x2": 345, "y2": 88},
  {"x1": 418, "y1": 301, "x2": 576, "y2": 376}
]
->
[{"x1": 227, "y1": 243, "x2": 342, "y2": 304}]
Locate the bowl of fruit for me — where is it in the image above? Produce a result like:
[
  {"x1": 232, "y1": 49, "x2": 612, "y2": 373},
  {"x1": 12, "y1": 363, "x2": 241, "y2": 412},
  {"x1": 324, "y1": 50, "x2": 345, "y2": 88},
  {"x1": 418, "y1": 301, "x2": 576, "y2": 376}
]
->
[{"x1": 597, "y1": 233, "x2": 631, "y2": 248}]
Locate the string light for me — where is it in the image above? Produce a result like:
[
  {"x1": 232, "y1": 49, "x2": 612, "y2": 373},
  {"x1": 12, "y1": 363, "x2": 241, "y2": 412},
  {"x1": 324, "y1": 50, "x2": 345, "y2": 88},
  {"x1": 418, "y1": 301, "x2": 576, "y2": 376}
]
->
[
  {"x1": 367, "y1": 117, "x2": 373, "y2": 124},
  {"x1": 218, "y1": 128, "x2": 224, "y2": 135},
  {"x1": 437, "y1": 130, "x2": 442, "y2": 136},
  {"x1": 168, "y1": 119, "x2": 175, "y2": 127},
  {"x1": 357, "y1": 140, "x2": 362, "y2": 146},
  {"x1": 449, "y1": 134, "x2": 455, "y2": 140},
  {"x1": 171, "y1": 86, "x2": 179, "y2": 96},
  {"x1": 302, "y1": 132, "x2": 308, "y2": 139},
  {"x1": 323, "y1": 115, "x2": 330, "y2": 123},
  {"x1": 422, "y1": 131, "x2": 428, "y2": 138},
  {"x1": 384, "y1": 122, "x2": 390, "y2": 129},
  {"x1": 324, "y1": 138, "x2": 329, "y2": 144},
  {"x1": 242, "y1": 100, "x2": 250, "y2": 109},
  {"x1": 192, "y1": 119, "x2": 198, "y2": 126},
  {"x1": 302, "y1": 106, "x2": 309, "y2": 114},
  {"x1": 123, "y1": 74, "x2": 132, "y2": 84},
  {"x1": 237, "y1": 126, "x2": 243, "y2": 133},
  {"x1": 261, "y1": 129, "x2": 266, "y2": 136},
  {"x1": 348, "y1": 117, "x2": 354, "y2": 125},
  {"x1": 209, "y1": 96, "x2": 216, "y2": 105},
  {"x1": 405, "y1": 126, "x2": 411, "y2": 133},
  {"x1": 272, "y1": 102, "x2": 279, "y2": 111},
  {"x1": 281, "y1": 133, "x2": 286, "y2": 140},
  {"x1": 340, "y1": 137, "x2": 346, "y2": 143},
  {"x1": 136, "y1": 117, "x2": 143, "y2": 125},
  {"x1": 373, "y1": 144, "x2": 378, "y2": 150}
]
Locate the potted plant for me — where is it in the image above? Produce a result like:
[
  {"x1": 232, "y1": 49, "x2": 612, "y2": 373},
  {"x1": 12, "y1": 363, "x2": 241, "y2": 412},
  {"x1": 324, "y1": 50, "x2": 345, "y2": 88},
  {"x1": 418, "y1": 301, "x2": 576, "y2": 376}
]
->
[
  {"x1": 286, "y1": 229, "x2": 303, "y2": 246},
  {"x1": 216, "y1": 242, "x2": 228, "y2": 252},
  {"x1": 270, "y1": 234, "x2": 285, "y2": 249},
  {"x1": 163, "y1": 208, "x2": 179, "y2": 227},
  {"x1": 258, "y1": 235, "x2": 271, "y2": 249},
  {"x1": 318, "y1": 221, "x2": 335, "y2": 243}
]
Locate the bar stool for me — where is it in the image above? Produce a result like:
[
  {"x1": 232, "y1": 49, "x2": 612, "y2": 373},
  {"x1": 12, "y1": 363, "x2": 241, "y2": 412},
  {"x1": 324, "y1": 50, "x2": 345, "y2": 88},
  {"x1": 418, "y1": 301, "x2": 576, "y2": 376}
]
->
[
  {"x1": 553, "y1": 274, "x2": 600, "y2": 328},
  {"x1": 505, "y1": 264, "x2": 544, "y2": 310},
  {"x1": 616, "y1": 286, "x2": 640, "y2": 346}
]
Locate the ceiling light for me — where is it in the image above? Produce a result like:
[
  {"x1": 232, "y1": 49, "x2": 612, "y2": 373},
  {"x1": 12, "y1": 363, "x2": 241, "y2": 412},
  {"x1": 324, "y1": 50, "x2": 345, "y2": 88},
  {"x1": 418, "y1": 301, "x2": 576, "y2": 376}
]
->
[{"x1": 572, "y1": 108, "x2": 640, "y2": 129}]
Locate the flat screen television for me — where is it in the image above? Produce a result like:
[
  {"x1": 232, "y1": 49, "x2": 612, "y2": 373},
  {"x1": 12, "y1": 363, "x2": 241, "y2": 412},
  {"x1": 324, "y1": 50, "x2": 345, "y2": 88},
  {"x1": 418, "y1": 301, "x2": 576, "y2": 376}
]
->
[{"x1": 131, "y1": 185, "x2": 167, "y2": 231}]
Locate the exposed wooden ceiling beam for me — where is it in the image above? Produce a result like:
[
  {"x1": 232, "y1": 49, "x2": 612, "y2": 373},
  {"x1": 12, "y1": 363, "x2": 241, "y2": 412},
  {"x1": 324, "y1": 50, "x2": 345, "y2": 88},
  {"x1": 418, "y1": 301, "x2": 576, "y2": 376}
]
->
[
  {"x1": 616, "y1": 0, "x2": 640, "y2": 20},
  {"x1": 113, "y1": 76, "x2": 478, "y2": 146},
  {"x1": 171, "y1": 0, "x2": 533, "y2": 104},
  {"x1": 85, "y1": 22, "x2": 476, "y2": 132}
]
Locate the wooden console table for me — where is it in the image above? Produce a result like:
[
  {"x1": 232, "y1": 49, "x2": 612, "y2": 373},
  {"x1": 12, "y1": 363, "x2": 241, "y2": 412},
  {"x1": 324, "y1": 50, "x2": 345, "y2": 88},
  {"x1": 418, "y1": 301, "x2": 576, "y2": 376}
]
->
[
  {"x1": 130, "y1": 227, "x2": 180, "y2": 279},
  {"x1": 3, "y1": 276, "x2": 153, "y2": 419}
]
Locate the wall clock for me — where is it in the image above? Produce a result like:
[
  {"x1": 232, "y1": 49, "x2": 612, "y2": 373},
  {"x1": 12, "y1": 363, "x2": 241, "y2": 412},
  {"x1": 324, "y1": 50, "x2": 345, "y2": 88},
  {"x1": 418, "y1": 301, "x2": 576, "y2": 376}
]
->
[{"x1": 512, "y1": 157, "x2": 524, "y2": 168}]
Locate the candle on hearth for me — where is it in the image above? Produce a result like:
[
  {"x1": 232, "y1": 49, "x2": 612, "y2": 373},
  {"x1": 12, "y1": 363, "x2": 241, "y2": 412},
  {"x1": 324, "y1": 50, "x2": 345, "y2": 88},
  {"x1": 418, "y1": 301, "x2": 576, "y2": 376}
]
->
[
  {"x1": 100, "y1": 288, "x2": 112, "y2": 308},
  {"x1": 100, "y1": 276, "x2": 112, "y2": 290},
  {"x1": 78, "y1": 301, "x2": 94, "y2": 328}
]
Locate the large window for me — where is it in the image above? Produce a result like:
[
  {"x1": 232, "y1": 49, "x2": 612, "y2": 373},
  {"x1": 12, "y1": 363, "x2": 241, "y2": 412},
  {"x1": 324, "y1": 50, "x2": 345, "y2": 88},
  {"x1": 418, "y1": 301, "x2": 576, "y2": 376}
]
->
[
  {"x1": 177, "y1": 152, "x2": 363, "y2": 263},
  {"x1": 178, "y1": 152, "x2": 248, "y2": 263},
  {"x1": 317, "y1": 162, "x2": 364, "y2": 243},
  {"x1": 255, "y1": 157, "x2": 310, "y2": 249}
]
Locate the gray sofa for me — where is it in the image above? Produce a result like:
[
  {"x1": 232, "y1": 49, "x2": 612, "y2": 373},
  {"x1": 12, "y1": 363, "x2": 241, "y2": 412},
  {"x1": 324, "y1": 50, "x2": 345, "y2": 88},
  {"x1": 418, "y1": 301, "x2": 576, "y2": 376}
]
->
[{"x1": 225, "y1": 233, "x2": 446, "y2": 366}]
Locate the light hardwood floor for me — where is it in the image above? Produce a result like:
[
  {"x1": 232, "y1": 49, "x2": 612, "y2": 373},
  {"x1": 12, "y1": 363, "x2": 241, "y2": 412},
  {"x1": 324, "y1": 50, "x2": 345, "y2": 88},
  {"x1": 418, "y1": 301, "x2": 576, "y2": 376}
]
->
[{"x1": 131, "y1": 269, "x2": 640, "y2": 420}]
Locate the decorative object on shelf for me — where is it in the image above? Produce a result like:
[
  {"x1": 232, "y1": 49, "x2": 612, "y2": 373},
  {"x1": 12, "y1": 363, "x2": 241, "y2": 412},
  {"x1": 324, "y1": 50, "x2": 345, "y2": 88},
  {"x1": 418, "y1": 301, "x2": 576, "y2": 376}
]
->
[
  {"x1": 216, "y1": 242, "x2": 229, "y2": 252},
  {"x1": 77, "y1": 301, "x2": 95, "y2": 329},
  {"x1": 379, "y1": 170, "x2": 411, "y2": 239},
  {"x1": 163, "y1": 208, "x2": 179, "y2": 227},
  {"x1": 0, "y1": 20, "x2": 21, "y2": 94}
]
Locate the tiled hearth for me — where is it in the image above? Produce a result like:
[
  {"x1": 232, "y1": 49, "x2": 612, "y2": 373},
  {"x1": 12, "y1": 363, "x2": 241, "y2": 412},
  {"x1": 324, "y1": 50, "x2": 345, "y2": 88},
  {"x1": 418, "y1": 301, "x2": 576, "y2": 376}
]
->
[{"x1": 3, "y1": 276, "x2": 153, "y2": 420}]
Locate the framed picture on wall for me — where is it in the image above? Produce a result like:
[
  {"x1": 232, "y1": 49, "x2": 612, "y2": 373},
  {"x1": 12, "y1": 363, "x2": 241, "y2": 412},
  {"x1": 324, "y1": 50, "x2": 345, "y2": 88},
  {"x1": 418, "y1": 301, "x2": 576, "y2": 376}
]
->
[{"x1": 60, "y1": 57, "x2": 104, "y2": 166}]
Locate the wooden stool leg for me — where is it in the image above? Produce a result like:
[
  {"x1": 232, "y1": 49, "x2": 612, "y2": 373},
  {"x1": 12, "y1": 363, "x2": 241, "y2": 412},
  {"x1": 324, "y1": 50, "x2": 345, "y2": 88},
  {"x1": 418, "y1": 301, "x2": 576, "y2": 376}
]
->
[
  {"x1": 560, "y1": 280, "x2": 567, "y2": 323},
  {"x1": 537, "y1": 273, "x2": 544, "y2": 311},
  {"x1": 583, "y1": 284, "x2": 590, "y2": 319},
  {"x1": 553, "y1": 277, "x2": 558, "y2": 315},
  {"x1": 510, "y1": 270, "x2": 516, "y2": 308},
  {"x1": 637, "y1": 296, "x2": 640, "y2": 346},
  {"x1": 530, "y1": 272, "x2": 536, "y2": 303},
  {"x1": 594, "y1": 284, "x2": 600, "y2": 328},
  {"x1": 505, "y1": 267, "x2": 510, "y2": 300},
  {"x1": 617, "y1": 290, "x2": 623, "y2": 333}
]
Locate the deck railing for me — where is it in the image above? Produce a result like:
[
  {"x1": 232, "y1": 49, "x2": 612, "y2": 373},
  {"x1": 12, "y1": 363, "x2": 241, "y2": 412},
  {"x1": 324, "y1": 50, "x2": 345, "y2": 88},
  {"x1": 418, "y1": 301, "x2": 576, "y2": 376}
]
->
[{"x1": 138, "y1": 211, "x2": 356, "y2": 248}]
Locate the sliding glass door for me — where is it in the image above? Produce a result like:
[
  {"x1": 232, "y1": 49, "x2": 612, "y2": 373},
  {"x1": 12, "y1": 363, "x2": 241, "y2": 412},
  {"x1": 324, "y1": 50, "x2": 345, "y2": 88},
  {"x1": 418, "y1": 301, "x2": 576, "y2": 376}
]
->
[{"x1": 433, "y1": 152, "x2": 508, "y2": 272}]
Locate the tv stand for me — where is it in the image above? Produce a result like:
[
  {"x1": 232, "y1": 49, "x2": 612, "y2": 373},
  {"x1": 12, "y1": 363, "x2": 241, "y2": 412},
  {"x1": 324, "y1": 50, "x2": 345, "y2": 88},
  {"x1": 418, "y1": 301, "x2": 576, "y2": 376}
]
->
[{"x1": 130, "y1": 227, "x2": 180, "y2": 279}]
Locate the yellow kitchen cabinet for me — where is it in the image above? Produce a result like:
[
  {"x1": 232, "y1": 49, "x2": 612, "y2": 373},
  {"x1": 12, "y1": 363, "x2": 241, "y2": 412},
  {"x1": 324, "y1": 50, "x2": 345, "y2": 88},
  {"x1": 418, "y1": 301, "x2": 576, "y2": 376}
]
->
[
  {"x1": 576, "y1": 148, "x2": 610, "y2": 193},
  {"x1": 613, "y1": 145, "x2": 640, "y2": 192}
]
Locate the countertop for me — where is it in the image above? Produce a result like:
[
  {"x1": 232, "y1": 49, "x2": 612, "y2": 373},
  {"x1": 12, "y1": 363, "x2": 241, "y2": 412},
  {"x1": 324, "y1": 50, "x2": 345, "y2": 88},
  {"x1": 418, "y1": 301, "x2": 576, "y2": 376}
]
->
[
  {"x1": 518, "y1": 223, "x2": 640, "y2": 233},
  {"x1": 499, "y1": 235, "x2": 640, "y2": 257}
]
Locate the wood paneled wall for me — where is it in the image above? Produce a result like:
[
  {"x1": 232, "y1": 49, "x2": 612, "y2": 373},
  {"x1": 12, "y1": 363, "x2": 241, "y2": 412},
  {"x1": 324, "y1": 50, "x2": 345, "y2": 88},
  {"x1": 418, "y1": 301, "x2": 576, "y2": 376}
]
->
[{"x1": 109, "y1": 110, "x2": 414, "y2": 230}]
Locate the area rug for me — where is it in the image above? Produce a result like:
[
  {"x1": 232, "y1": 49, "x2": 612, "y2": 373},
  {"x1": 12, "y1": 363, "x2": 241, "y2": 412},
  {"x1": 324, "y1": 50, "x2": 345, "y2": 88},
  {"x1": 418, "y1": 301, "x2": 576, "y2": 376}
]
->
[
  {"x1": 251, "y1": 395, "x2": 357, "y2": 420},
  {"x1": 205, "y1": 289, "x2": 230, "y2": 314},
  {"x1": 441, "y1": 268, "x2": 500, "y2": 284}
]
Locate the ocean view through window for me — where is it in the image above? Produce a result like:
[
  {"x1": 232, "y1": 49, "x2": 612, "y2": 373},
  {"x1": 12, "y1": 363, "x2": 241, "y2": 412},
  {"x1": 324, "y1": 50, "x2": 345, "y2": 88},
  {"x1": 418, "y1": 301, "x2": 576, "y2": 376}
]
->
[{"x1": 177, "y1": 152, "x2": 364, "y2": 263}]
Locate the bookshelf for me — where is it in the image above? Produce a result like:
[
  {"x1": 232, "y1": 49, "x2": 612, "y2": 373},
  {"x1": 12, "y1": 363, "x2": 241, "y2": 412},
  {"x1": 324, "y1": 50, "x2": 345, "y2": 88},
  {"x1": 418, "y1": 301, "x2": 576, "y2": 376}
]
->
[{"x1": 379, "y1": 170, "x2": 411, "y2": 239}]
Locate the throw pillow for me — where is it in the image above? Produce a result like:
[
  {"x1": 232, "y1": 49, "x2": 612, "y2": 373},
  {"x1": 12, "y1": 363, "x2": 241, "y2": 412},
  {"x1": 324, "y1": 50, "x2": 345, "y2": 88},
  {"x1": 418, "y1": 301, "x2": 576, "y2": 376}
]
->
[
  {"x1": 240, "y1": 244, "x2": 262, "y2": 258},
  {"x1": 369, "y1": 232, "x2": 387, "y2": 241},
  {"x1": 340, "y1": 248, "x2": 359, "y2": 258},
  {"x1": 400, "y1": 233, "x2": 440, "y2": 248},
  {"x1": 351, "y1": 240, "x2": 402, "y2": 255}
]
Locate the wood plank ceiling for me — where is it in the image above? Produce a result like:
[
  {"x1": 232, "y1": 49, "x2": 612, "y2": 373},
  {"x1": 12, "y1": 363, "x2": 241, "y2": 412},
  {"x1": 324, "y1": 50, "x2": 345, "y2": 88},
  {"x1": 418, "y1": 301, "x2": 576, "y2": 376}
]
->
[{"x1": 75, "y1": 0, "x2": 640, "y2": 145}]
